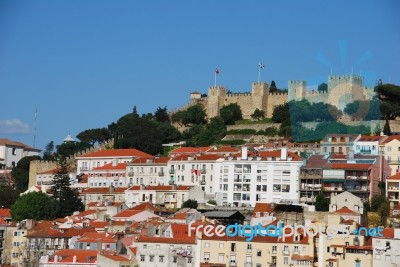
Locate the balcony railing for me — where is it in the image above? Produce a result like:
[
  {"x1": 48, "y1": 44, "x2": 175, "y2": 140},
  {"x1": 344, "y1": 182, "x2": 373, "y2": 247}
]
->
[
  {"x1": 200, "y1": 180, "x2": 206, "y2": 185},
  {"x1": 346, "y1": 175, "x2": 368, "y2": 180},
  {"x1": 158, "y1": 172, "x2": 164, "y2": 176},
  {"x1": 169, "y1": 169, "x2": 175, "y2": 174},
  {"x1": 282, "y1": 249, "x2": 290, "y2": 255},
  {"x1": 200, "y1": 169, "x2": 206, "y2": 174}
]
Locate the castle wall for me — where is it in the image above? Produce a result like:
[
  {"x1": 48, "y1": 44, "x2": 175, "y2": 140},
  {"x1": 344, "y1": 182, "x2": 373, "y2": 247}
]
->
[{"x1": 266, "y1": 93, "x2": 288, "y2": 117}]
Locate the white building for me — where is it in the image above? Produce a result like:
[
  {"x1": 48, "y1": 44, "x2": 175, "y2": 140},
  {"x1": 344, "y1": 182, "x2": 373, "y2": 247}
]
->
[
  {"x1": 372, "y1": 228, "x2": 400, "y2": 267},
  {"x1": 353, "y1": 135, "x2": 386, "y2": 155},
  {"x1": 124, "y1": 185, "x2": 205, "y2": 209},
  {"x1": 214, "y1": 147, "x2": 304, "y2": 207},
  {"x1": 126, "y1": 156, "x2": 168, "y2": 186},
  {"x1": 87, "y1": 162, "x2": 128, "y2": 187},
  {"x1": 382, "y1": 135, "x2": 400, "y2": 175},
  {"x1": 0, "y1": 138, "x2": 40, "y2": 168},
  {"x1": 167, "y1": 154, "x2": 222, "y2": 197},
  {"x1": 75, "y1": 149, "x2": 151, "y2": 173}
]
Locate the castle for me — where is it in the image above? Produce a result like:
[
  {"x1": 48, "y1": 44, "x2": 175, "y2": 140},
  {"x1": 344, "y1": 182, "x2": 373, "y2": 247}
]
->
[{"x1": 188, "y1": 75, "x2": 375, "y2": 119}]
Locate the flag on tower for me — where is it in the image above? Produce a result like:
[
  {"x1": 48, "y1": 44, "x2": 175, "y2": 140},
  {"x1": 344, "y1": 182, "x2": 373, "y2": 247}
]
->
[
  {"x1": 215, "y1": 68, "x2": 220, "y2": 75},
  {"x1": 259, "y1": 63, "x2": 265, "y2": 69}
]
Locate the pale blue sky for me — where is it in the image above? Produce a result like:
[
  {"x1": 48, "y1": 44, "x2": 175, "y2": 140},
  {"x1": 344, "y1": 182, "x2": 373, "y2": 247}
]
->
[{"x1": 0, "y1": 1, "x2": 399, "y2": 151}]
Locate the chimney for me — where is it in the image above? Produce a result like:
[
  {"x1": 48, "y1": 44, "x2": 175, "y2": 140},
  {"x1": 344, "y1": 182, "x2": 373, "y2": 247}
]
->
[
  {"x1": 109, "y1": 185, "x2": 115, "y2": 193},
  {"x1": 241, "y1": 146, "x2": 248, "y2": 160},
  {"x1": 112, "y1": 159, "x2": 118, "y2": 167},
  {"x1": 54, "y1": 255, "x2": 58, "y2": 263},
  {"x1": 73, "y1": 255, "x2": 77, "y2": 263},
  {"x1": 281, "y1": 147, "x2": 287, "y2": 161}
]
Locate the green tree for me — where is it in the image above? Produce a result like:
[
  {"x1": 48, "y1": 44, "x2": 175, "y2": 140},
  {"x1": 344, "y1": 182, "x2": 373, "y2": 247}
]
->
[
  {"x1": 265, "y1": 127, "x2": 278, "y2": 137},
  {"x1": 370, "y1": 194, "x2": 390, "y2": 226},
  {"x1": 171, "y1": 104, "x2": 206, "y2": 126},
  {"x1": 0, "y1": 185, "x2": 21, "y2": 208},
  {"x1": 220, "y1": 103, "x2": 243, "y2": 125},
  {"x1": 51, "y1": 161, "x2": 84, "y2": 217},
  {"x1": 56, "y1": 141, "x2": 91, "y2": 160},
  {"x1": 272, "y1": 103, "x2": 290, "y2": 123},
  {"x1": 315, "y1": 193, "x2": 330, "y2": 211},
  {"x1": 76, "y1": 128, "x2": 111, "y2": 145},
  {"x1": 193, "y1": 117, "x2": 227, "y2": 146},
  {"x1": 317, "y1": 83, "x2": 328, "y2": 93},
  {"x1": 207, "y1": 199, "x2": 217, "y2": 205},
  {"x1": 251, "y1": 108, "x2": 265, "y2": 121},
  {"x1": 383, "y1": 120, "x2": 392, "y2": 136},
  {"x1": 155, "y1": 106, "x2": 170, "y2": 122},
  {"x1": 43, "y1": 141, "x2": 55, "y2": 161},
  {"x1": 11, "y1": 155, "x2": 41, "y2": 191},
  {"x1": 375, "y1": 83, "x2": 400, "y2": 120},
  {"x1": 270, "y1": 80, "x2": 278, "y2": 93},
  {"x1": 11, "y1": 192, "x2": 59, "y2": 221},
  {"x1": 181, "y1": 199, "x2": 198, "y2": 209}
]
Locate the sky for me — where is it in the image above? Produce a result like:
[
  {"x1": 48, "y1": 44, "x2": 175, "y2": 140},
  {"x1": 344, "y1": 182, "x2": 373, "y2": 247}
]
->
[{"x1": 0, "y1": 0, "x2": 399, "y2": 152}]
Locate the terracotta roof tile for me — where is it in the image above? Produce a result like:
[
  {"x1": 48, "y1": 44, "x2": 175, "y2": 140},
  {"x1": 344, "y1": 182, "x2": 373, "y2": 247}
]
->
[
  {"x1": 100, "y1": 253, "x2": 130, "y2": 261},
  {"x1": 130, "y1": 157, "x2": 169, "y2": 164},
  {"x1": 334, "y1": 206, "x2": 357, "y2": 214},
  {"x1": 389, "y1": 173, "x2": 400, "y2": 181},
  {"x1": 78, "y1": 149, "x2": 152, "y2": 158},
  {"x1": 252, "y1": 203, "x2": 274, "y2": 217},
  {"x1": 383, "y1": 135, "x2": 400, "y2": 144},
  {"x1": 92, "y1": 162, "x2": 127, "y2": 170},
  {"x1": 81, "y1": 187, "x2": 128, "y2": 194},
  {"x1": 0, "y1": 208, "x2": 11, "y2": 217},
  {"x1": 50, "y1": 249, "x2": 97, "y2": 263}
]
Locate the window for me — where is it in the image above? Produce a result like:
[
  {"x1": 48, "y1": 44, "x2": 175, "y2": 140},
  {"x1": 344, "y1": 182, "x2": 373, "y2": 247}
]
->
[
  {"x1": 140, "y1": 255, "x2": 145, "y2": 262},
  {"x1": 231, "y1": 243, "x2": 236, "y2": 252},
  {"x1": 205, "y1": 242, "x2": 210, "y2": 248},
  {"x1": 257, "y1": 250, "x2": 262, "y2": 256},
  {"x1": 284, "y1": 257, "x2": 288, "y2": 264},
  {"x1": 355, "y1": 261, "x2": 361, "y2": 267},
  {"x1": 143, "y1": 244, "x2": 147, "y2": 249},
  {"x1": 387, "y1": 146, "x2": 392, "y2": 152},
  {"x1": 204, "y1": 253, "x2": 210, "y2": 261},
  {"x1": 272, "y1": 246, "x2": 277, "y2": 253},
  {"x1": 218, "y1": 254, "x2": 224, "y2": 262},
  {"x1": 159, "y1": 256, "x2": 164, "y2": 262},
  {"x1": 173, "y1": 256, "x2": 177, "y2": 263},
  {"x1": 12, "y1": 148, "x2": 17, "y2": 155},
  {"x1": 247, "y1": 243, "x2": 252, "y2": 252},
  {"x1": 149, "y1": 255, "x2": 154, "y2": 262},
  {"x1": 187, "y1": 257, "x2": 192, "y2": 263},
  {"x1": 219, "y1": 243, "x2": 224, "y2": 248}
]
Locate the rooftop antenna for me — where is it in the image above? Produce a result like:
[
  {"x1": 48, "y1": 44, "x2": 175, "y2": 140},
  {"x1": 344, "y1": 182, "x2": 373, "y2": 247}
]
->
[{"x1": 33, "y1": 108, "x2": 37, "y2": 148}]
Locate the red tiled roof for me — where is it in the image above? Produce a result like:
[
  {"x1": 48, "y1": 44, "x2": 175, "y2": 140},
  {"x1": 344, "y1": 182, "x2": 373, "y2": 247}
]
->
[
  {"x1": 50, "y1": 249, "x2": 97, "y2": 263},
  {"x1": 131, "y1": 202, "x2": 161, "y2": 212},
  {"x1": 378, "y1": 228, "x2": 394, "y2": 238},
  {"x1": 89, "y1": 221, "x2": 109, "y2": 229},
  {"x1": 252, "y1": 203, "x2": 274, "y2": 217},
  {"x1": 78, "y1": 149, "x2": 152, "y2": 158},
  {"x1": 208, "y1": 146, "x2": 239, "y2": 153},
  {"x1": 130, "y1": 156, "x2": 169, "y2": 164},
  {"x1": 358, "y1": 135, "x2": 385, "y2": 142},
  {"x1": 389, "y1": 173, "x2": 400, "y2": 181},
  {"x1": 26, "y1": 222, "x2": 96, "y2": 238},
  {"x1": 329, "y1": 163, "x2": 371, "y2": 170},
  {"x1": 335, "y1": 206, "x2": 356, "y2": 214},
  {"x1": 291, "y1": 255, "x2": 313, "y2": 261},
  {"x1": 77, "y1": 232, "x2": 116, "y2": 243},
  {"x1": 0, "y1": 208, "x2": 11, "y2": 217},
  {"x1": 100, "y1": 253, "x2": 130, "y2": 262},
  {"x1": 92, "y1": 162, "x2": 127, "y2": 170},
  {"x1": 383, "y1": 135, "x2": 400, "y2": 144},
  {"x1": 346, "y1": 245, "x2": 373, "y2": 250},
  {"x1": 0, "y1": 138, "x2": 41, "y2": 151},
  {"x1": 113, "y1": 210, "x2": 142, "y2": 218},
  {"x1": 81, "y1": 187, "x2": 128, "y2": 194},
  {"x1": 74, "y1": 210, "x2": 96, "y2": 217}
]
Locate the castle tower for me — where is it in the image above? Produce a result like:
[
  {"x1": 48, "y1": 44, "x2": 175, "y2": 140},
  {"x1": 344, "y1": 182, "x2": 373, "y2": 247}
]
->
[
  {"x1": 327, "y1": 75, "x2": 367, "y2": 110},
  {"x1": 288, "y1": 80, "x2": 306, "y2": 101},
  {"x1": 251, "y1": 82, "x2": 269, "y2": 113},
  {"x1": 207, "y1": 86, "x2": 227, "y2": 118}
]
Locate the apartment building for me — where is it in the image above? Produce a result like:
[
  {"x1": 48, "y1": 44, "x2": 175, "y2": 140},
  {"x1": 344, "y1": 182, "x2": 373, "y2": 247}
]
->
[
  {"x1": 214, "y1": 148, "x2": 304, "y2": 207},
  {"x1": 126, "y1": 156, "x2": 168, "y2": 186},
  {"x1": 87, "y1": 162, "x2": 128, "y2": 187},
  {"x1": 353, "y1": 135, "x2": 387, "y2": 155},
  {"x1": 387, "y1": 172, "x2": 400, "y2": 207},
  {"x1": 0, "y1": 138, "x2": 40, "y2": 168},
  {"x1": 381, "y1": 135, "x2": 400, "y2": 175},
  {"x1": 320, "y1": 134, "x2": 360, "y2": 155}
]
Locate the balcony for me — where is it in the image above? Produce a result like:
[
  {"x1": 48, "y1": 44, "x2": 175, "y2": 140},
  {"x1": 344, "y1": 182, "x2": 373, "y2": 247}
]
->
[
  {"x1": 80, "y1": 167, "x2": 90, "y2": 172},
  {"x1": 128, "y1": 172, "x2": 134, "y2": 177},
  {"x1": 346, "y1": 186, "x2": 368, "y2": 192},
  {"x1": 388, "y1": 187, "x2": 400, "y2": 191},
  {"x1": 360, "y1": 149, "x2": 372, "y2": 154},
  {"x1": 324, "y1": 187, "x2": 344, "y2": 192},
  {"x1": 169, "y1": 169, "x2": 175, "y2": 174},
  {"x1": 229, "y1": 261, "x2": 237, "y2": 266},
  {"x1": 244, "y1": 262, "x2": 252, "y2": 267},
  {"x1": 346, "y1": 175, "x2": 368, "y2": 180},
  {"x1": 299, "y1": 173, "x2": 322, "y2": 179},
  {"x1": 158, "y1": 172, "x2": 164, "y2": 176},
  {"x1": 169, "y1": 179, "x2": 175, "y2": 185},
  {"x1": 200, "y1": 180, "x2": 206, "y2": 185},
  {"x1": 200, "y1": 169, "x2": 206, "y2": 174},
  {"x1": 282, "y1": 249, "x2": 290, "y2": 255}
]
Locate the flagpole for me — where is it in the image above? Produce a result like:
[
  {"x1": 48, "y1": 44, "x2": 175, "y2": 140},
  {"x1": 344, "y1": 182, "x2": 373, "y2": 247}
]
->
[
  {"x1": 258, "y1": 66, "x2": 261, "y2": 82},
  {"x1": 215, "y1": 71, "x2": 217, "y2": 86}
]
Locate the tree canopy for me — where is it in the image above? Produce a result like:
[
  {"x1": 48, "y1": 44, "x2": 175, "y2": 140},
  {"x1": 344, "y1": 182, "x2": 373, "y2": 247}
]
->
[
  {"x1": 315, "y1": 193, "x2": 330, "y2": 211},
  {"x1": 0, "y1": 185, "x2": 21, "y2": 208},
  {"x1": 11, "y1": 192, "x2": 59, "y2": 221},
  {"x1": 251, "y1": 108, "x2": 265, "y2": 121},
  {"x1": 154, "y1": 106, "x2": 170, "y2": 122},
  {"x1": 11, "y1": 155, "x2": 41, "y2": 191},
  {"x1": 219, "y1": 103, "x2": 243, "y2": 125},
  {"x1": 317, "y1": 83, "x2": 328, "y2": 92},
  {"x1": 76, "y1": 128, "x2": 112, "y2": 146},
  {"x1": 181, "y1": 199, "x2": 198, "y2": 209},
  {"x1": 171, "y1": 104, "x2": 207, "y2": 126},
  {"x1": 51, "y1": 161, "x2": 84, "y2": 217}
]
